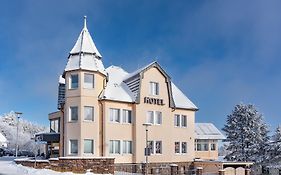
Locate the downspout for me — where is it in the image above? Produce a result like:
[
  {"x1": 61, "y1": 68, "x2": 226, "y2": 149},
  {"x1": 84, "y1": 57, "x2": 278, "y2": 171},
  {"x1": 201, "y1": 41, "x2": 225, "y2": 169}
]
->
[
  {"x1": 98, "y1": 75, "x2": 108, "y2": 157},
  {"x1": 99, "y1": 100, "x2": 104, "y2": 157},
  {"x1": 60, "y1": 104, "x2": 65, "y2": 157}
]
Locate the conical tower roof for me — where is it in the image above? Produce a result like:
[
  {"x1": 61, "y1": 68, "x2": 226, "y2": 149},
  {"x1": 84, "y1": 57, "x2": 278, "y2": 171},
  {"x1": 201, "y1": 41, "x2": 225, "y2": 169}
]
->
[
  {"x1": 70, "y1": 16, "x2": 102, "y2": 57},
  {"x1": 64, "y1": 16, "x2": 106, "y2": 75}
]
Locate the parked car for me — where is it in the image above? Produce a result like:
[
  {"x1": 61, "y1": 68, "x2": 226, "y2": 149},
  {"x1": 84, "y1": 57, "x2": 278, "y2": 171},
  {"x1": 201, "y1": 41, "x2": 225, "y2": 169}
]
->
[
  {"x1": 18, "y1": 150, "x2": 35, "y2": 157},
  {"x1": 3, "y1": 148, "x2": 14, "y2": 156}
]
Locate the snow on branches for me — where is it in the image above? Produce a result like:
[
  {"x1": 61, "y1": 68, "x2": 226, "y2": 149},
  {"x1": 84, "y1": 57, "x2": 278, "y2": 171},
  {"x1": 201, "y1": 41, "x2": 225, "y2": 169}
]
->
[
  {"x1": 0, "y1": 111, "x2": 48, "y2": 152},
  {"x1": 222, "y1": 103, "x2": 269, "y2": 163}
]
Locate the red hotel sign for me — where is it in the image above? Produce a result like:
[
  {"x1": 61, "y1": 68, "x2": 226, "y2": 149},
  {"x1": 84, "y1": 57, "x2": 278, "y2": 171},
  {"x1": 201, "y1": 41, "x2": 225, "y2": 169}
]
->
[{"x1": 144, "y1": 97, "x2": 164, "y2": 106}]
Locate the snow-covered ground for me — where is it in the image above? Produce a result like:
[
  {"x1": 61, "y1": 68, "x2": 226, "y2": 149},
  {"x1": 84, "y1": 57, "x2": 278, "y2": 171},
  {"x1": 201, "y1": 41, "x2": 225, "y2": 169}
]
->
[{"x1": 0, "y1": 157, "x2": 109, "y2": 175}]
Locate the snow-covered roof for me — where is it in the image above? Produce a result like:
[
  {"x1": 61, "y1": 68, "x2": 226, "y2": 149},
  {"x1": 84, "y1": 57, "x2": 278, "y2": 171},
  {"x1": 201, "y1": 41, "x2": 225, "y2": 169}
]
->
[
  {"x1": 100, "y1": 66, "x2": 135, "y2": 102},
  {"x1": 100, "y1": 62, "x2": 197, "y2": 110},
  {"x1": 64, "y1": 16, "x2": 106, "y2": 75},
  {"x1": 171, "y1": 82, "x2": 197, "y2": 109},
  {"x1": 0, "y1": 132, "x2": 7, "y2": 143},
  {"x1": 58, "y1": 75, "x2": 65, "y2": 84},
  {"x1": 70, "y1": 16, "x2": 101, "y2": 57},
  {"x1": 195, "y1": 123, "x2": 226, "y2": 140}
]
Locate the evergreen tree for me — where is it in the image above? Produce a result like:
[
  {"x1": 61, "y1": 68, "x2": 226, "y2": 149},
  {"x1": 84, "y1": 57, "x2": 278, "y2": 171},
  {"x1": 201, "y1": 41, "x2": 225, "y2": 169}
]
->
[
  {"x1": 222, "y1": 103, "x2": 269, "y2": 162},
  {"x1": 269, "y1": 125, "x2": 281, "y2": 162}
]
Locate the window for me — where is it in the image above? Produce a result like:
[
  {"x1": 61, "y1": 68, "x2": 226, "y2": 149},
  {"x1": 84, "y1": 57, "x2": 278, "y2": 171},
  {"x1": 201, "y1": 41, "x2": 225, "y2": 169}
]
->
[
  {"x1": 149, "y1": 82, "x2": 159, "y2": 95},
  {"x1": 148, "y1": 141, "x2": 162, "y2": 155},
  {"x1": 182, "y1": 142, "x2": 187, "y2": 153},
  {"x1": 69, "y1": 139, "x2": 78, "y2": 154},
  {"x1": 147, "y1": 111, "x2": 154, "y2": 124},
  {"x1": 84, "y1": 74, "x2": 94, "y2": 89},
  {"x1": 109, "y1": 108, "x2": 120, "y2": 123},
  {"x1": 70, "y1": 74, "x2": 78, "y2": 89},
  {"x1": 175, "y1": 142, "x2": 187, "y2": 154},
  {"x1": 181, "y1": 115, "x2": 187, "y2": 127},
  {"x1": 84, "y1": 106, "x2": 94, "y2": 121},
  {"x1": 155, "y1": 141, "x2": 162, "y2": 154},
  {"x1": 174, "y1": 114, "x2": 187, "y2": 128},
  {"x1": 147, "y1": 111, "x2": 162, "y2": 125},
  {"x1": 196, "y1": 140, "x2": 209, "y2": 151},
  {"x1": 50, "y1": 119, "x2": 59, "y2": 133},
  {"x1": 123, "y1": 141, "x2": 132, "y2": 154},
  {"x1": 155, "y1": 111, "x2": 162, "y2": 125},
  {"x1": 174, "y1": 114, "x2": 180, "y2": 127},
  {"x1": 197, "y1": 143, "x2": 202, "y2": 151},
  {"x1": 84, "y1": 139, "x2": 94, "y2": 154},
  {"x1": 109, "y1": 140, "x2": 120, "y2": 154},
  {"x1": 211, "y1": 143, "x2": 216, "y2": 151},
  {"x1": 175, "y1": 142, "x2": 180, "y2": 153},
  {"x1": 69, "y1": 106, "x2": 78, "y2": 121},
  {"x1": 203, "y1": 143, "x2": 209, "y2": 151},
  {"x1": 123, "y1": 110, "x2": 132, "y2": 124}
]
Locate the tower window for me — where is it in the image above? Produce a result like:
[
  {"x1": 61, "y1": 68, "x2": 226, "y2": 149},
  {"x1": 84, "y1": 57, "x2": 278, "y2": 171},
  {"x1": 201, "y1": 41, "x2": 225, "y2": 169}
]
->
[
  {"x1": 69, "y1": 106, "x2": 78, "y2": 121},
  {"x1": 70, "y1": 74, "x2": 78, "y2": 89},
  {"x1": 84, "y1": 73, "x2": 94, "y2": 89},
  {"x1": 84, "y1": 106, "x2": 94, "y2": 121}
]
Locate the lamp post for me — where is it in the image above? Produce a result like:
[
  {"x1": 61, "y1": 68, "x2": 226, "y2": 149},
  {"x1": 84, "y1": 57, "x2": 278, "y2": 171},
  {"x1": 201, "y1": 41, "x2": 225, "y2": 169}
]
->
[
  {"x1": 15, "y1": 112, "x2": 22, "y2": 158},
  {"x1": 143, "y1": 123, "x2": 152, "y2": 175}
]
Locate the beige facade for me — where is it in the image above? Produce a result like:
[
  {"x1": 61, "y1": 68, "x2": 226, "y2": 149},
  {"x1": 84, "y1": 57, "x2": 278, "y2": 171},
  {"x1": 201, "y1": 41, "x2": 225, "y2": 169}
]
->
[{"x1": 61, "y1": 66, "x2": 196, "y2": 163}]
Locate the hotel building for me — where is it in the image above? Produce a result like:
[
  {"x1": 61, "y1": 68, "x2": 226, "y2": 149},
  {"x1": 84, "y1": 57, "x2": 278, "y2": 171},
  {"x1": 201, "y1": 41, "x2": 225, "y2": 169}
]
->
[{"x1": 43, "y1": 17, "x2": 224, "y2": 165}]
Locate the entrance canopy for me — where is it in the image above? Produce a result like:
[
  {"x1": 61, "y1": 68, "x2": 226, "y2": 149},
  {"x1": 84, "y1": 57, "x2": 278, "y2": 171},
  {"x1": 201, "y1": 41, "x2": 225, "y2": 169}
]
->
[{"x1": 35, "y1": 132, "x2": 60, "y2": 143}]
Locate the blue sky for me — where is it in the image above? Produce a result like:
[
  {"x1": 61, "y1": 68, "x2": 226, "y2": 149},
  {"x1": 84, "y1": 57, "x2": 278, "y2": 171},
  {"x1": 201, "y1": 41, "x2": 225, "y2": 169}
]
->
[{"x1": 0, "y1": 0, "x2": 281, "y2": 132}]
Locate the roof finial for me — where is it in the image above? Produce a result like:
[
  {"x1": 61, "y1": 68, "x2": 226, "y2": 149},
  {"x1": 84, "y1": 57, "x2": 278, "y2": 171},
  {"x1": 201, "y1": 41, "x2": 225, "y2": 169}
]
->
[{"x1": 83, "y1": 15, "x2": 87, "y2": 29}]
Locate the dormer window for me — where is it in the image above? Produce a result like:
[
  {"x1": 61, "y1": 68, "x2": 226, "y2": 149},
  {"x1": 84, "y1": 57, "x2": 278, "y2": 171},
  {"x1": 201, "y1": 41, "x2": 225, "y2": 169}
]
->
[
  {"x1": 149, "y1": 82, "x2": 159, "y2": 95},
  {"x1": 84, "y1": 73, "x2": 94, "y2": 89},
  {"x1": 70, "y1": 74, "x2": 78, "y2": 89}
]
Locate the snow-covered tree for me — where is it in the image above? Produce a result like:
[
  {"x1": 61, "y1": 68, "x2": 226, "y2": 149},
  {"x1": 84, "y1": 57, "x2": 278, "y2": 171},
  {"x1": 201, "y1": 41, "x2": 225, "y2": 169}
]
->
[
  {"x1": 0, "y1": 111, "x2": 48, "y2": 152},
  {"x1": 222, "y1": 103, "x2": 269, "y2": 163},
  {"x1": 269, "y1": 125, "x2": 281, "y2": 162}
]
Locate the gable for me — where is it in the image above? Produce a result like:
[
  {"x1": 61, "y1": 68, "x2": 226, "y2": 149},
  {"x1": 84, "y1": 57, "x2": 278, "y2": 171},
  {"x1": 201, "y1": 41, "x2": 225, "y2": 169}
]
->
[{"x1": 101, "y1": 61, "x2": 198, "y2": 111}]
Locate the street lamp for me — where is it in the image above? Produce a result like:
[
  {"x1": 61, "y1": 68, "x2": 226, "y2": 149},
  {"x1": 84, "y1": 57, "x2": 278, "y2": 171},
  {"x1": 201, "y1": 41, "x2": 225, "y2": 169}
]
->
[
  {"x1": 15, "y1": 112, "x2": 22, "y2": 158},
  {"x1": 143, "y1": 123, "x2": 152, "y2": 175}
]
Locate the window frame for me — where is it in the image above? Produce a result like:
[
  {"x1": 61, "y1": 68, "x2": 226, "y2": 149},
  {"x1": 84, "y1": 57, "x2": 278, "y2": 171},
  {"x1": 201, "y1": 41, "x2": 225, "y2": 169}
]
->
[
  {"x1": 84, "y1": 106, "x2": 94, "y2": 121},
  {"x1": 69, "y1": 74, "x2": 79, "y2": 89},
  {"x1": 122, "y1": 109, "x2": 132, "y2": 124},
  {"x1": 175, "y1": 142, "x2": 180, "y2": 154},
  {"x1": 109, "y1": 108, "x2": 121, "y2": 123},
  {"x1": 146, "y1": 111, "x2": 154, "y2": 124},
  {"x1": 211, "y1": 143, "x2": 216, "y2": 151},
  {"x1": 84, "y1": 73, "x2": 94, "y2": 89},
  {"x1": 149, "y1": 82, "x2": 159, "y2": 96},
  {"x1": 174, "y1": 114, "x2": 181, "y2": 127},
  {"x1": 182, "y1": 142, "x2": 187, "y2": 154},
  {"x1": 155, "y1": 111, "x2": 162, "y2": 125},
  {"x1": 123, "y1": 140, "x2": 133, "y2": 154},
  {"x1": 84, "y1": 139, "x2": 94, "y2": 154},
  {"x1": 109, "y1": 140, "x2": 121, "y2": 154},
  {"x1": 155, "y1": 141, "x2": 162, "y2": 154},
  {"x1": 181, "y1": 115, "x2": 187, "y2": 127},
  {"x1": 69, "y1": 106, "x2": 78, "y2": 122},
  {"x1": 69, "y1": 139, "x2": 78, "y2": 155}
]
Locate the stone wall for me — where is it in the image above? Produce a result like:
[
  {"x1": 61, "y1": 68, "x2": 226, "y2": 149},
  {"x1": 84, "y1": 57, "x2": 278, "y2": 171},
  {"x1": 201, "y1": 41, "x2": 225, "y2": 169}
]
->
[
  {"x1": 115, "y1": 162, "x2": 194, "y2": 175},
  {"x1": 15, "y1": 157, "x2": 115, "y2": 174}
]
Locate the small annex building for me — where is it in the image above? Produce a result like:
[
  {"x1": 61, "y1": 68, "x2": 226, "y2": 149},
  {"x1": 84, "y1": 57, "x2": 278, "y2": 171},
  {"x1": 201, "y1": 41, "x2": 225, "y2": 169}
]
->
[{"x1": 195, "y1": 123, "x2": 225, "y2": 160}]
